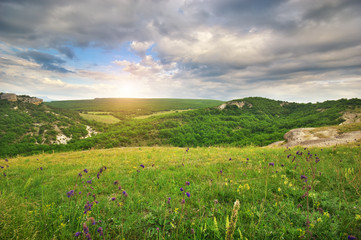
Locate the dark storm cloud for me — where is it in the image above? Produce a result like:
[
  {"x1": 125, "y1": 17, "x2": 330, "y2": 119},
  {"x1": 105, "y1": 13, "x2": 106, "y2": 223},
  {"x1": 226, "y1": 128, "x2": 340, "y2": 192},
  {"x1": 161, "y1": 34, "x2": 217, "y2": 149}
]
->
[{"x1": 16, "y1": 51, "x2": 73, "y2": 73}]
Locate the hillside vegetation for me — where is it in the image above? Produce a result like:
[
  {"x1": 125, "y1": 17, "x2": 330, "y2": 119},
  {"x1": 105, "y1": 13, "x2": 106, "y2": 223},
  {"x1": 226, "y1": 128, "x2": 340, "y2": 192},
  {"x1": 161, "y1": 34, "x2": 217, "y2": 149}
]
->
[
  {"x1": 45, "y1": 98, "x2": 224, "y2": 119},
  {"x1": 1, "y1": 97, "x2": 361, "y2": 157},
  {"x1": 0, "y1": 146, "x2": 360, "y2": 239}
]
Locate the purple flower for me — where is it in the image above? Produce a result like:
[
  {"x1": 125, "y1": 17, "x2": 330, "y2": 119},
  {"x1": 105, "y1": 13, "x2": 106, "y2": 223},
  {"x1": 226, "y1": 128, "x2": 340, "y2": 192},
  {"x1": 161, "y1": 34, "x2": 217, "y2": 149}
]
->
[
  {"x1": 97, "y1": 227, "x2": 103, "y2": 236},
  {"x1": 229, "y1": 158, "x2": 232, "y2": 161},
  {"x1": 83, "y1": 224, "x2": 89, "y2": 234},
  {"x1": 67, "y1": 190, "x2": 74, "y2": 198},
  {"x1": 5, "y1": 159, "x2": 8, "y2": 162},
  {"x1": 156, "y1": 227, "x2": 159, "y2": 231},
  {"x1": 167, "y1": 197, "x2": 171, "y2": 204},
  {"x1": 75, "y1": 232, "x2": 81, "y2": 237},
  {"x1": 111, "y1": 197, "x2": 116, "y2": 201},
  {"x1": 186, "y1": 192, "x2": 191, "y2": 198},
  {"x1": 79, "y1": 191, "x2": 82, "y2": 195},
  {"x1": 186, "y1": 147, "x2": 189, "y2": 152},
  {"x1": 348, "y1": 236, "x2": 357, "y2": 240},
  {"x1": 140, "y1": 164, "x2": 145, "y2": 168},
  {"x1": 118, "y1": 186, "x2": 122, "y2": 190},
  {"x1": 181, "y1": 199, "x2": 185, "y2": 204},
  {"x1": 185, "y1": 181, "x2": 190, "y2": 186},
  {"x1": 122, "y1": 191, "x2": 128, "y2": 197},
  {"x1": 281, "y1": 164, "x2": 284, "y2": 167},
  {"x1": 269, "y1": 162, "x2": 274, "y2": 167},
  {"x1": 114, "y1": 181, "x2": 119, "y2": 185},
  {"x1": 0, "y1": 166, "x2": 3, "y2": 168},
  {"x1": 40, "y1": 167, "x2": 43, "y2": 170},
  {"x1": 3, "y1": 172, "x2": 7, "y2": 177},
  {"x1": 87, "y1": 180, "x2": 92, "y2": 184},
  {"x1": 83, "y1": 169, "x2": 88, "y2": 173},
  {"x1": 78, "y1": 173, "x2": 82, "y2": 177},
  {"x1": 180, "y1": 187, "x2": 184, "y2": 192},
  {"x1": 315, "y1": 157, "x2": 320, "y2": 163},
  {"x1": 301, "y1": 175, "x2": 308, "y2": 182}
]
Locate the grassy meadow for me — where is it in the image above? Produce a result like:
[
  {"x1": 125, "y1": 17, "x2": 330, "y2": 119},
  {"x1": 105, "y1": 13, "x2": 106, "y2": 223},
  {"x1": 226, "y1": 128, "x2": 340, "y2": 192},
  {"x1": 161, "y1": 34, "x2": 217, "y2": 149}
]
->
[
  {"x1": 79, "y1": 113, "x2": 121, "y2": 124},
  {"x1": 1, "y1": 145, "x2": 360, "y2": 239}
]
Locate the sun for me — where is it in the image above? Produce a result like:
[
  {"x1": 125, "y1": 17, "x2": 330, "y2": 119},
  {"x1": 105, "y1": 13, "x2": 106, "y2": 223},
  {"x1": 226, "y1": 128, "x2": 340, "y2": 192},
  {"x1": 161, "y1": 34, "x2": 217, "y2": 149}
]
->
[{"x1": 118, "y1": 82, "x2": 138, "y2": 98}]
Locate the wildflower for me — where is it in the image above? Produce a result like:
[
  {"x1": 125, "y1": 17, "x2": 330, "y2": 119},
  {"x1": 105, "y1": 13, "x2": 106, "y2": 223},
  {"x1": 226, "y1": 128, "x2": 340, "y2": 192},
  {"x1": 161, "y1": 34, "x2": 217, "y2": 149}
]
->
[
  {"x1": 214, "y1": 199, "x2": 219, "y2": 204},
  {"x1": 156, "y1": 227, "x2": 159, "y2": 231},
  {"x1": 5, "y1": 159, "x2": 8, "y2": 162},
  {"x1": 186, "y1": 147, "x2": 189, "y2": 152},
  {"x1": 244, "y1": 183, "x2": 250, "y2": 190},
  {"x1": 97, "y1": 227, "x2": 103, "y2": 236},
  {"x1": 75, "y1": 232, "x2": 81, "y2": 237},
  {"x1": 301, "y1": 175, "x2": 308, "y2": 182},
  {"x1": 167, "y1": 197, "x2": 171, "y2": 204},
  {"x1": 79, "y1": 191, "x2": 82, "y2": 195},
  {"x1": 111, "y1": 197, "x2": 116, "y2": 201},
  {"x1": 317, "y1": 217, "x2": 322, "y2": 223},
  {"x1": 281, "y1": 164, "x2": 284, "y2": 167},
  {"x1": 185, "y1": 181, "x2": 190, "y2": 186},
  {"x1": 40, "y1": 167, "x2": 43, "y2": 170},
  {"x1": 174, "y1": 208, "x2": 179, "y2": 214},
  {"x1": 315, "y1": 157, "x2": 320, "y2": 163},
  {"x1": 278, "y1": 187, "x2": 281, "y2": 192},
  {"x1": 114, "y1": 181, "x2": 119, "y2": 185},
  {"x1": 355, "y1": 214, "x2": 361, "y2": 220},
  {"x1": 83, "y1": 169, "x2": 88, "y2": 173},
  {"x1": 87, "y1": 180, "x2": 92, "y2": 184},
  {"x1": 180, "y1": 187, "x2": 184, "y2": 192},
  {"x1": 118, "y1": 186, "x2": 122, "y2": 190},
  {"x1": 78, "y1": 173, "x2": 82, "y2": 177},
  {"x1": 348, "y1": 235, "x2": 357, "y2": 240},
  {"x1": 229, "y1": 158, "x2": 232, "y2": 161},
  {"x1": 123, "y1": 191, "x2": 128, "y2": 197},
  {"x1": 140, "y1": 164, "x2": 145, "y2": 168},
  {"x1": 83, "y1": 223, "x2": 89, "y2": 234},
  {"x1": 186, "y1": 192, "x2": 191, "y2": 198},
  {"x1": 181, "y1": 199, "x2": 185, "y2": 204},
  {"x1": 269, "y1": 162, "x2": 274, "y2": 166},
  {"x1": 67, "y1": 190, "x2": 74, "y2": 198},
  {"x1": 324, "y1": 211, "x2": 330, "y2": 218}
]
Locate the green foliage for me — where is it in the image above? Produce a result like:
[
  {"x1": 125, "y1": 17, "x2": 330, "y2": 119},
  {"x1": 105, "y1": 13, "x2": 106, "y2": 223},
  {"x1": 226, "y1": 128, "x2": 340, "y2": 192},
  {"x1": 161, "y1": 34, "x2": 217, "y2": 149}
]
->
[
  {"x1": 45, "y1": 98, "x2": 224, "y2": 117},
  {"x1": 1, "y1": 97, "x2": 361, "y2": 157}
]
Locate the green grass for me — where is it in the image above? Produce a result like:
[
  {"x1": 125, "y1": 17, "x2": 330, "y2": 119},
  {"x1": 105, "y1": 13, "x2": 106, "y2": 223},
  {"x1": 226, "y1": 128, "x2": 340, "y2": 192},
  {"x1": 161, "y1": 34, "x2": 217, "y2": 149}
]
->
[
  {"x1": 134, "y1": 109, "x2": 191, "y2": 119},
  {"x1": 79, "y1": 113, "x2": 121, "y2": 124},
  {"x1": 0, "y1": 145, "x2": 360, "y2": 239},
  {"x1": 45, "y1": 98, "x2": 224, "y2": 117}
]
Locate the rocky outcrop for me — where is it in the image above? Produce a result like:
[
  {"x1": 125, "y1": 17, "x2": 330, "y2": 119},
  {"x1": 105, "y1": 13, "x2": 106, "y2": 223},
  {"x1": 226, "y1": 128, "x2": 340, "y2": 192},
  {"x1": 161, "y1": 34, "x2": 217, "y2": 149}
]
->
[
  {"x1": 218, "y1": 101, "x2": 253, "y2": 110},
  {"x1": 1, "y1": 93, "x2": 43, "y2": 105},
  {"x1": 0, "y1": 93, "x2": 17, "y2": 102}
]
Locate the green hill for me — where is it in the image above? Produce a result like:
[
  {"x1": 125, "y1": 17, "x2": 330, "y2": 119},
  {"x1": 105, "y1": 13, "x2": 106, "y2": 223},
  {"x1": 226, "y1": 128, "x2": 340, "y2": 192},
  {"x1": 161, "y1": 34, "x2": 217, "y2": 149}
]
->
[
  {"x1": 1, "y1": 97, "x2": 361, "y2": 157},
  {"x1": 45, "y1": 98, "x2": 224, "y2": 119}
]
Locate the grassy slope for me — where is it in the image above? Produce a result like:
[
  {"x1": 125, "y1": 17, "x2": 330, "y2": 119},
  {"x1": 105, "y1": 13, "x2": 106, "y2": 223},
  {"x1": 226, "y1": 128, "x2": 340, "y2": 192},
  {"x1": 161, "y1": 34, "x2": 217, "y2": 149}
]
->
[
  {"x1": 45, "y1": 98, "x2": 224, "y2": 116},
  {"x1": 0, "y1": 145, "x2": 360, "y2": 239},
  {"x1": 79, "y1": 113, "x2": 121, "y2": 124}
]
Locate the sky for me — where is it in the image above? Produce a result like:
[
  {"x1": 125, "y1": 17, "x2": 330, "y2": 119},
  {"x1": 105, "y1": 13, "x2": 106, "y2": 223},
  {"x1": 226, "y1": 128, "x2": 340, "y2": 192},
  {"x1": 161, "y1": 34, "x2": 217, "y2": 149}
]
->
[{"x1": 0, "y1": 0, "x2": 360, "y2": 102}]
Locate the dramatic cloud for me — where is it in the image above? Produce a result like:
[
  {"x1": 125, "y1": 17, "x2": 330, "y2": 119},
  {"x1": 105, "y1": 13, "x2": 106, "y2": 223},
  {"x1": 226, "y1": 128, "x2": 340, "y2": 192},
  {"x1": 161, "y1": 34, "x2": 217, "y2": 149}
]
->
[
  {"x1": 0, "y1": 0, "x2": 360, "y2": 101},
  {"x1": 16, "y1": 50, "x2": 73, "y2": 73}
]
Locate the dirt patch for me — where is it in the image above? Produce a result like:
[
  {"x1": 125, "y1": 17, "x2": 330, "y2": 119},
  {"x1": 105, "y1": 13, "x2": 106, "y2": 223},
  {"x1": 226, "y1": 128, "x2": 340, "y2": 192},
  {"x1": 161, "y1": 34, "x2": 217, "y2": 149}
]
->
[{"x1": 268, "y1": 111, "x2": 361, "y2": 148}]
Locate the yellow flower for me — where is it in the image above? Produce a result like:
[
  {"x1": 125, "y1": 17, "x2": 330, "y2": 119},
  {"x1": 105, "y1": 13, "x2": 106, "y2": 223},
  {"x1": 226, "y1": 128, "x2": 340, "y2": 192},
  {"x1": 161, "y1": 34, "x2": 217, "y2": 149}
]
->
[
  {"x1": 278, "y1": 187, "x2": 281, "y2": 192},
  {"x1": 174, "y1": 208, "x2": 179, "y2": 214},
  {"x1": 323, "y1": 212, "x2": 330, "y2": 218},
  {"x1": 315, "y1": 202, "x2": 320, "y2": 208},
  {"x1": 244, "y1": 183, "x2": 250, "y2": 190},
  {"x1": 284, "y1": 180, "x2": 288, "y2": 185},
  {"x1": 288, "y1": 183, "x2": 293, "y2": 187},
  {"x1": 356, "y1": 214, "x2": 361, "y2": 220},
  {"x1": 310, "y1": 223, "x2": 315, "y2": 229},
  {"x1": 60, "y1": 223, "x2": 66, "y2": 228},
  {"x1": 317, "y1": 217, "x2": 322, "y2": 223}
]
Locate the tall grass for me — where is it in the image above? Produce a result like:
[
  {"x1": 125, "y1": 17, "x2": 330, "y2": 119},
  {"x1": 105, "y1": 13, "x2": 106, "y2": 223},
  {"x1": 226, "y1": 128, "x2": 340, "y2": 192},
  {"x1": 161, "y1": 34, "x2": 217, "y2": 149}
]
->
[{"x1": 0, "y1": 145, "x2": 360, "y2": 239}]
